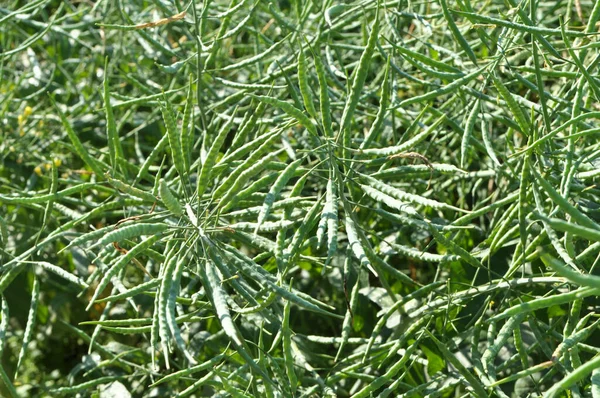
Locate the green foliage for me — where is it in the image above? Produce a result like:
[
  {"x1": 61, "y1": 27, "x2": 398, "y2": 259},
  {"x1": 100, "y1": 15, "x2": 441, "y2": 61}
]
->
[{"x1": 2, "y1": 0, "x2": 600, "y2": 397}]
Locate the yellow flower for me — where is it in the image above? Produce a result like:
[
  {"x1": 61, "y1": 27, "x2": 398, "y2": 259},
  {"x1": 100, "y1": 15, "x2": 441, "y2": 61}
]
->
[
  {"x1": 17, "y1": 114, "x2": 24, "y2": 125},
  {"x1": 23, "y1": 106, "x2": 33, "y2": 117},
  {"x1": 53, "y1": 158, "x2": 62, "y2": 167},
  {"x1": 44, "y1": 163, "x2": 52, "y2": 171},
  {"x1": 34, "y1": 166, "x2": 42, "y2": 176}
]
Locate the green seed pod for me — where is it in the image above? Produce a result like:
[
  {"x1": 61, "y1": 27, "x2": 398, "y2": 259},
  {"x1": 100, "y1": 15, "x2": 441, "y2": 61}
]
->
[{"x1": 159, "y1": 179, "x2": 183, "y2": 216}]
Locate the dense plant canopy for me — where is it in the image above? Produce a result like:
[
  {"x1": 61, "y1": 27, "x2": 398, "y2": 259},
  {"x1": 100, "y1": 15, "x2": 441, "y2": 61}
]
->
[{"x1": 2, "y1": 0, "x2": 600, "y2": 396}]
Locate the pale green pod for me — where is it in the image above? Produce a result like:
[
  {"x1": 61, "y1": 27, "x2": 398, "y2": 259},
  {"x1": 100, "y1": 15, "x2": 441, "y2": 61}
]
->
[
  {"x1": 86, "y1": 235, "x2": 160, "y2": 310},
  {"x1": 159, "y1": 179, "x2": 183, "y2": 216},
  {"x1": 393, "y1": 67, "x2": 485, "y2": 109},
  {"x1": 461, "y1": 99, "x2": 480, "y2": 168},
  {"x1": 106, "y1": 173, "x2": 157, "y2": 202},
  {"x1": 197, "y1": 108, "x2": 237, "y2": 196},
  {"x1": 0, "y1": 215, "x2": 7, "y2": 248},
  {"x1": 313, "y1": 48, "x2": 333, "y2": 138},
  {"x1": 282, "y1": 298, "x2": 297, "y2": 394},
  {"x1": 50, "y1": 376, "x2": 124, "y2": 396},
  {"x1": 338, "y1": 3, "x2": 379, "y2": 135},
  {"x1": 297, "y1": 47, "x2": 317, "y2": 119},
  {"x1": 180, "y1": 74, "x2": 194, "y2": 174},
  {"x1": 95, "y1": 278, "x2": 160, "y2": 303},
  {"x1": 103, "y1": 57, "x2": 123, "y2": 172},
  {"x1": 0, "y1": 295, "x2": 8, "y2": 360},
  {"x1": 95, "y1": 223, "x2": 167, "y2": 248},
  {"x1": 255, "y1": 158, "x2": 303, "y2": 235},
  {"x1": 160, "y1": 100, "x2": 185, "y2": 179},
  {"x1": 15, "y1": 275, "x2": 40, "y2": 378},
  {"x1": 213, "y1": 131, "x2": 281, "y2": 200},
  {"x1": 357, "y1": 114, "x2": 446, "y2": 156},
  {"x1": 251, "y1": 94, "x2": 317, "y2": 136},
  {"x1": 220, "y1": 39, "x2": 286, "y2": 71},
  {"x1": 360, "y1": 57, "x2": 390, "y2": 150},
  {"x1": 439, "y1": 0, "x2": 477, "y2": 64}
]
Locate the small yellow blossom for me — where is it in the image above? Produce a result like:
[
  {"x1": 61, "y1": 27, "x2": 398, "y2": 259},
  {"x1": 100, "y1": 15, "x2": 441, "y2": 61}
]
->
[
  {"x1": 17, "y1": 114, "x2": 24, "y2": 125},
  {"x1": 34, "y1": 166, "x2": 42, "y2": 176},
  {"x1": 53, "y1": 158, "x2": 62, "y2": 167},
  {"x1": 44, "y1": 163, "x2": 52, "y2": 171},
  {"x1": 23, "y1": 106, "x2": 33, "y2": 117}
]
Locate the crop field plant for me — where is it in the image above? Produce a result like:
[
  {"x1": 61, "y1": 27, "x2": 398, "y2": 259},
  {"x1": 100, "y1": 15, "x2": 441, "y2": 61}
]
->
[{"x1": 1, "y1": 0, "x2": 600, "y2": 396}]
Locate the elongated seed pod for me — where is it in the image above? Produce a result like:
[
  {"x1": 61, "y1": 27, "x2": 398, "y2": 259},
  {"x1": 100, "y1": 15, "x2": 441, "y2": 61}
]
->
[
  {"x1": 394, "y1": 67, "x2": 484, "y2": 109},
  {"x1": 0, "y1": 295, "x2": 8, "y2": 359},
  {"x1": 214, "y1": 77, "x2": 284, "y2": 90},
  {"x1": 439, "y1": 0, "x2": 478, "y2": 64},
  {"x1": 103, "y1": 57, "x2": 123, "y2": 172},
  {"x1": 339, "y1": 4, "x2": 379, "y2": 135},
  {"x1": 222, "y1": 245, "x2": 341, "y2": 318},
  {"x1": 220, "y1": 8, "x2": 255, "y2": 40},
  {"x1": 41, "y1": 162, "x2": 59, "y2": 230},
  {"x1": 284, "y1": 197, "x2": 323, "y2": 268},
  {"x1": 492, "y1": 75, "x2": 530, "y2": 136},
  {"x1": 228, "y1": 100, "x2": 266, "y2": 154},
  {"x1": 213, "y1": 131, "x2": 282, "y2": 200},
  {"x1": 86, "y1": 235, "x2": 160, "y2": 310},
  {"x1": 335, "y1": 256, "x2": 359, "y2": 361},
  {"x1": 95, "y1": 223, "x2": 167, "y2": 248},
  {"x1": 0, "y1": 215, "x2": 7, "y2": 248},
  {"x1": 150, "y1": 354, "x2": 225, "y2": 387},
  {"x1": 360, "y1": 173, "x2": 467, "y2": 212},
  {"x1": 61, "y1": 222, "x2": 131, "y2": 253},
  {"x1": 482, "y1": 314, "x2": 525, "y2": 371},
  {"x1": 150, "y1": 281, "x2": 161, "y2": 371},
  {"x1": 95, "y1": 278, "x2": 161, "y2": 303},
  {"x1": 325, "y1": 177, "x2": 338, "y2": 267},
  {"x1": 221, "y1": 39, "x2": 286, "y2": 71},
  {"x1": 158, "y1": 251, "x2": 178, "y2": 370},
  {"x1": 161, "y1": 100, "x2": 185, "y2": 179},
  {"x1": 518, "y1": 155, "x2": 530, "y2": 260},
  {"x1": 361, "y1": 58, "x2": 390, "y2": 150},
  {"x1": 29, "y1": 261, "x2": 87, "y2": 288},
  {"x1": 313, "y1": 49, "x2": 333, "y2": 137},
  {"x1": 461, "y1": 99, "x2": 480, "y2": 168},
  {"x1": 15, "y1": 275, "x2": 40, "y2": 378},
  {"x1": 205, "y1": 260, "x2": 244, "y2": 347},
  {"x1": 49, "y1": 376, "x2": 124, "y2": 396},
  {"x1": 255, "y1": 158, "x2": 303, "y2": 234},
  {"x1": 251, "y1": 95, "x2": 317, "y2": 136},
  {"x1": 106, "y1": 173, "x2": 157, "y2": 202},
  {"x1": 219, "y1": 150, "x2": 283, "y2": 211},
  {"x1": 197, "y1": 109, "x2": 236, "y2": 196},
  {"x1": 134, "y1": 133, "x2": 169, "y2": 184},
  {"x1": 159, "y1": 179, "x2": 183, "y2": 216},
  {"x1": 358, "y1": 114, "x2": 446, "y2": 156},
  {"x1": 298, "y1": 47, "x2": 317, "y2": 119},
  {"x1": 167, "y1": 255, "x2": 196, "y2": 364},
  {"x1": 221, "y1": 128, "x2": 273, "y2": 166},
  {"x1": 282, "y1": 297, "x2": 297, "y2": 394},
  {"x1": 180, "y1": 75, "x2": 194, "y2": 174},
  {"x1": 553, "y1": 318, "x2": 600, "y2": 362}
]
